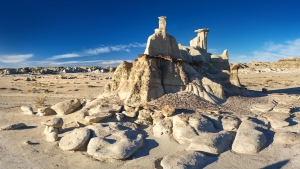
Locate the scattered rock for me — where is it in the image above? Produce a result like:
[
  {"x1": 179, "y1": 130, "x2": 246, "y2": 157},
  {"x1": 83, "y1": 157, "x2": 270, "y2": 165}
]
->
[
  {"x1": 43, "y1": 126, "x2": 58, "y2": 142},
  {"x1": 135, "y1": 109, "x2": 153, "y2": 125},
  {"x1": 263, "y1": 113, "x2": 290, "y2": 129},
  {"x1": 160, "y1": 151, "x2": 206, "y2": 169},
  {"x1": 116, "y1": 113, "x2": 125, "y2": 121},
  {"x1": 88, "y1": 104, "x2": 122, "y2": 115},
  {"x1": 87, "y1": 122, "x2": 138, "y2": 138},
  {"x1": 1, "y1": 123, "x2": 27, "y2": 130},
  {"x1": 221, "y1": 116, "x2": 241, "y2": 131},
  {"x1": 262, "y1": 88, "x2": 267, "y2": 93},
  {"x1": 51, "y1": 99, "x2": 81, "y2": 116},
  {"x1": 59, "y1": 128, "x2": 90, "y2": 151},
  {"x1": 122, "y1": 111, "x2": 138, "y2": 118},
  {"x1": 21, "y1": 106, "x2": 34, "y2": 115},
  {"x1": 37, "y1": 107, "x2": 56, "y2": 116},
  {"x1": 186, "y1": 131, "x2": 234, "y2": 155}
]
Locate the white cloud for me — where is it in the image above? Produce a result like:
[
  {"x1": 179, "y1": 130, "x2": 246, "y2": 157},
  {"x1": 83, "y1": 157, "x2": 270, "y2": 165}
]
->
[
  {"x1": 0, "y1": 54, "x2": 33, "y2": 63},
  {"x1": 85, "y1": 47, "x2": 110, "y2": 55},
  {"x1": 84, "y1": 43, "x2": 146, "y2": 55},
  {"x1": 100, "y1": 60, "x2": 132, "y2": 65},
  {"x1": 230, "y1": 38, "x2": 300, "y2": 63},
  {"x1": 50, "y1": 53, "x2": 80, "y2": 60}
]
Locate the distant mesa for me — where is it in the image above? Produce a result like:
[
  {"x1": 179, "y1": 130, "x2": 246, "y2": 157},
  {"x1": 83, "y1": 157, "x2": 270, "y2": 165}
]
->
[{"x1": 102, "y1": 16, "x2": 249, "y2": 104}]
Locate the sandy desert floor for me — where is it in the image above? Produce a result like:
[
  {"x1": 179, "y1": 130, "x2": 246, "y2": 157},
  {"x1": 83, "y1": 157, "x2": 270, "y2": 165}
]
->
[{"x1": 0, "y1": 70, "x2": 300, "y2": 169}]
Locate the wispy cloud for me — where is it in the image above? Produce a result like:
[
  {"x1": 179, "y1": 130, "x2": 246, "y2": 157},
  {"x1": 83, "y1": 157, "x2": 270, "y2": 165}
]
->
[
  {"x1": 230, "y1": 38, "x2": 300, "y2": 63},
  {"x1": 50, "y1": 53, "x2": 80, "y2": 60},
  {"x1": 49, "y1": 42, "x2": 146, "y2": 60},
  {"x1": 0, "y1": 54, "x2": 33, "y2": 63}
]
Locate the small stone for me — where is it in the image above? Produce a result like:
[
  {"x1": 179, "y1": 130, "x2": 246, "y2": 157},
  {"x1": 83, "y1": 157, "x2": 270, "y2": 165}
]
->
[
  {"x1": 116, "y1": 113, "x2": 124, "y2": 121},
  {"x1": 161, "y1": 105, "x2": 175, "y2": 117},
  {"x1": 21, "y1": 106, "x2": 34, "y2": 115}
]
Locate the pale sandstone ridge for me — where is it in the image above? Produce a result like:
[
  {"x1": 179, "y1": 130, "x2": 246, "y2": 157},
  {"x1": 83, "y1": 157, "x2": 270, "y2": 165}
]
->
[{"x1": 103, "y1": 16, "x2": 248, "y2": 104}]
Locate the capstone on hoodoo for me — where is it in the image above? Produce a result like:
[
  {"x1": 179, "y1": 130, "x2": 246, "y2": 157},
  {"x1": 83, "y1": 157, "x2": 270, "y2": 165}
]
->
[{"x1": 102, "y1": 16, "x2": 248, "y2": 104}]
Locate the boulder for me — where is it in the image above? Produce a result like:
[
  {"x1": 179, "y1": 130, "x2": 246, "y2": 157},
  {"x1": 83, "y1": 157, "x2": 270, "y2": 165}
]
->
[
  {"x1": 88, "y1": 104, "x2": 122, "y2": 115},
  {"x1": 186, "y1": 131, "x2": 234, "y2": 155},
  {"x1": 59, "y1": 128, "x2": 90, "y2": 151},
  {"x1": 51, "y1": 99, "x2": 81, "y2": 116},
  {"x1": 41, "y1": 117, "x2": 63, "y2": 128},
  {"x1": 173, "y1": 114, "x2": 215, "y2": 144},
  {"x1": 135, "y1": 109, "x2": 153, "y2": 125},
  {"x1": 160, "y1": 151, "x2": 206, "y2": 169},
  {"x1": 161, "y1": 105, "x2": 175, "y2": 117},
  {"x1": 221, "y1": 116, "x2": 241, "y2": 131},
  {"x1": 87, "y1": 130, "x2": 143, "y2": 160},
  {"x1": 1, "y1": 123, "x2": 26, "y2": 130},
  {"x1": 21, "y1": 106, "x2": 34, "y2": 115},
  {"x1": 152, "y1": 118, "x2": 172, "y2": 138},
  {"x1": 274, "y1": 132, "x2": 300, "y2": 144},
  {"x1": 87, "y1": 122, "x2": 138, "y2": 138},
  {"x1": 232, "y1": 119, "x2": 267, "y2": 154},
  {"x1": 37, "y1": 107, "x2": 56, "y2": 116}
]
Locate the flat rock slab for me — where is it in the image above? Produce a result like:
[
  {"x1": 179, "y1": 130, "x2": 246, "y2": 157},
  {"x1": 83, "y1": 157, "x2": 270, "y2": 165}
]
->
[
  {"x1": 87, "y1": 122, "x2": 138, "y2": 138},
  {"x1": 51, "y1": 99, "x2": 81, "y2": 116},
  {"x1": 41, "y1": 117, "x2": 64, "y2": 128},
  {"x1": 84, "y1": 112, "x2": 112, "y2": 124},
  {"x1": 160, "y1": 151, "x2": 206, "y2": 169},
  {"x1": 173, "y1": 114, "x2": 215, "y2": 144},
  {"x1": 59, "y1": 128, "x2": 90, "y2": 151},
  {"x1": 87, "y1": 130, "x2": 143, "y2": 160},
  {"x1": 250, "y1": 103, "x2": 274, "y2": 113},
  {"x1": 263, "y1": 113, "x2": 290, "y2": 129},
  {"x1": 1, "y1": 123, "x2": 27, "y2": 130},
  {"x1": 274, "y1": 132, "x2": 300, "y2": 144},
  {"x1": 232, "y1": 119, "x2": 267, "y2": 154},
  {"x1": 88, "y1": 104, "x2": 122, "y2": 115},
  {"x1": 273, "y1": 105, "x2": 291, "y2": 114},
  {"x1": 186, "y1": 131, "x2": 234, "y2": 155}
]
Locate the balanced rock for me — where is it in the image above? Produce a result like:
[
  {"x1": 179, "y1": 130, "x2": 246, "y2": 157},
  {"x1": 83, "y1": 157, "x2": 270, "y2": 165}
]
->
[
  {"x1": 59, "y1": 128, "x2": 90, "y2": 151},
  {"x1": 173, "y1": 114, "x2": 215, "y2": 144},
  {"x1": 51, "y1": 99, "x2": 81, "y2": 116},
  {"x1": 1, "y1": 123, "x2": 26, "y2": 130},
  {"x1": 160, "y1": 151, "x2": 206, "y2": 169},
  {"x1": 232, "y1": 119, "x2": 267, "y2": 154},
  {"x1": 274, "y1": 132, "x2": 300, "y2": 144},
  {"x1": 37, "y1": 107, "x2": 56, "y2": 116},
  {"x1": 186, "y1": 131, "x2": 234, "y2": 155},
  {"x1": 21, "y1": 106, "x2": 34, "y2": 115}
]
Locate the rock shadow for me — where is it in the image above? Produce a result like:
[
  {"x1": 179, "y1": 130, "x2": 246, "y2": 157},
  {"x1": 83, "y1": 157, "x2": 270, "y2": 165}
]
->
[
  {"x1": 267, "y1": 87, "x2": 300, "y2": 95},
  {"x1": 129, "y1": 126, "x2": 159, "y2": 159},
  {"x1": 16, "y1": 125, "x2": 37, "y2": 130},
  {"x1": 261, "y1": 159, "x2": 290, "y2": 169},
  {"x1": 173, "y1": 109, "x2": 195, "y2": 116}
]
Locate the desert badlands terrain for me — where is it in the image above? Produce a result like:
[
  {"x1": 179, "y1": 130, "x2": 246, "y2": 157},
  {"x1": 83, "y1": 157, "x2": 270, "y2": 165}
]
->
[{"x1": 1, "y1": 16, "x2": 300, "y2": 169}]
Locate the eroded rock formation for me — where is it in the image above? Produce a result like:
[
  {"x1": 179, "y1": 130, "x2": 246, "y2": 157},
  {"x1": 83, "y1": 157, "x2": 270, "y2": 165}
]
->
[{"x1": 102, "y1": 16, "x2": 248, "y2": 104}]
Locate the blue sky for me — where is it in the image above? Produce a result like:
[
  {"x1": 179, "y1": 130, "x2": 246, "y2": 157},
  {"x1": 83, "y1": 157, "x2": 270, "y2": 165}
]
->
[{"x1": 0, "y1": 0, "x2": 300, "y2": 68}]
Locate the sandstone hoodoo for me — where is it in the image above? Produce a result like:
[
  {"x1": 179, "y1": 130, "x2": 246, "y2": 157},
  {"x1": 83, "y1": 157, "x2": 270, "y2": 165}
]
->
[{"x1": 103, "y1": 16, "x2": 248, "y2": 104}]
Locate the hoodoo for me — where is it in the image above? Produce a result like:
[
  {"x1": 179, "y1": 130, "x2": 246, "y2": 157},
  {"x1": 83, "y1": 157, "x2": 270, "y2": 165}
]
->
[{"x1": 102, "y1": 16, "x2": 248, "y2": 104}]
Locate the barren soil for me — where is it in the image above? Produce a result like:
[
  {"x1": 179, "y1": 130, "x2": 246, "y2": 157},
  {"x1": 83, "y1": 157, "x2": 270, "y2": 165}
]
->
[{"x1": 1, "y1": 70, "x2": 300, "y2": 169}]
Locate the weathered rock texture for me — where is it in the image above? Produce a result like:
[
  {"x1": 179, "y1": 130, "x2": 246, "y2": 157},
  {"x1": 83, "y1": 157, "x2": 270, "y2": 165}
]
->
[
  {"x1": 102, "y1": 16, "x2": 248, "y2": 104},
  {"x1": 160, "y1": 151, "x2": 206, "y2": 169}
]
